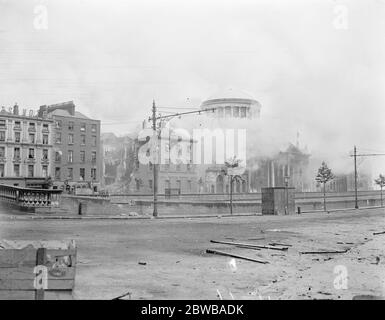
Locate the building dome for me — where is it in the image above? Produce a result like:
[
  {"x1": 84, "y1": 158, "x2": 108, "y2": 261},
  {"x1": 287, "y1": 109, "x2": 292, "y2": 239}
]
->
[
  {"x1": 204, "y1": 88, "x2": 256, "y2": 101},
  {"x1": 201, "y1": 88, "x2": 261, "y2": 119}
]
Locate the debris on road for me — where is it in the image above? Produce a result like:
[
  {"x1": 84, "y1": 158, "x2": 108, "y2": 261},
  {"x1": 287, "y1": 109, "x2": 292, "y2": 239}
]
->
[
  {"x1": 373, "y1": 231, "x2": 385, "y2": 235},
  {"x1": 268, "y1": 242, "x2": 292, "y2": 247},
  {"x1": 112, "y1": 291, "x2": 132, "y2": 300},
  {"x1": 138, "y1": 261, "x2": 147, "y2": 265},
  {"x1": 317, "y1": 291, "x2": 332, "y2": 296},
  {"x1": 206, "y1": 249, "x2": 269, "y2": 264},
  {"x1": 210, "y1": 240, "x2": 289, "y2": 251},
  {"x1": 300, "y1": 249, "x2": 349, "y2": 255}
]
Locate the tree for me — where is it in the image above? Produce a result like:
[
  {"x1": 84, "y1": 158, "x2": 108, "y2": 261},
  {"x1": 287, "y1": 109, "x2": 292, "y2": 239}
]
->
[
  {"x1": 374, "y1": 174, "x2": 385, "y2": 207},
  {"x1": 222, "y1": 156, "x2": 245, "y2": 215},
  {"x1": 315, "y1": 162, "x2": 335, "y2": 211}
]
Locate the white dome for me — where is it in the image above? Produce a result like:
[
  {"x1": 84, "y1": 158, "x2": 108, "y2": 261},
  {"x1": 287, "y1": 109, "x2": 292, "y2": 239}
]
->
[{"x1": 203, "y1": 88, "x2": 257, "y2": 103}]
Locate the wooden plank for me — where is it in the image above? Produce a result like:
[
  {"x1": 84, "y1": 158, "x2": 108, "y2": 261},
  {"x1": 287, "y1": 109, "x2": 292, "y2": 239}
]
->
[
  {"x1": 0, "y1": 279, "x2": 75, "y2": 290},
  {"x1": 210, "y1": 240, "x2": 289, "y2": 251},
  {"x1": 0, "y1": 290, "x2": 73, "y2": 300},
  {"x1": 206, "y1": 249, "x2": 269, "y2": 264},
  {"x1": 300, "y1": 249, "x2": 349, "y2": 255},
  {"x1": 35, "y1": 248, "x2": 46, "y2": 300},
  {"x1": 0, "y1": 266, "x2": 76, "y2": 280},
  {"x1": 0, "y1": 249, "x2": 76, "y2": 268}
]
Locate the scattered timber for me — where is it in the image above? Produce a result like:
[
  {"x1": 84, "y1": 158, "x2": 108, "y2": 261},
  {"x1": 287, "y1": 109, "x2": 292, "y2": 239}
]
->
[
  {"x1": 210, "y1": 240, "x2": 288, "y2": 251},
  {"x1": 373, "y1": 231, "x2": 385, "y2": 235},
  {"x1": 206, "y1": 249, "x2": 269, "y2": 264},
  {"x1": 300, "y1": 249, "x2": 349, "y2": 255},
  {"x1": 268, "y1": 242, "x2": 293, "y2": 247}
]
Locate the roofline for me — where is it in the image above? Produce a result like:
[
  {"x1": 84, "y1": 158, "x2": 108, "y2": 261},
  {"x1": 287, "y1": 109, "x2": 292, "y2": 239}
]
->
[
  {"x1": 201, "y1": 97, "x2": 260, "y2": 106},
  {"x1": 0, "y1": 113, "x2": 55, "y2": 122},
  {"x1": 50, "y1": 114, "x2": 100, "y2": 122}
]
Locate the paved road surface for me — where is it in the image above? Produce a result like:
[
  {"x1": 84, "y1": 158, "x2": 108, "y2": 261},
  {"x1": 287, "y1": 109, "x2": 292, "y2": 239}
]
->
[{"x1": 1, "y1": 208, "x2": 384, "y2": 299}]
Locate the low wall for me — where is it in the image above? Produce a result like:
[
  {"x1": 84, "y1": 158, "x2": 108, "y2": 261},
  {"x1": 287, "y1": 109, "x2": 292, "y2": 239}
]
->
[
  {"x1": 46, "y1": 193, "x2": 383, "y2": 217},
  {"x1": 134, "y1": 200, "x2": 260, "y2": 216},
  {"x1": 59, "y1": 195, "x2": 142, "y2": 216}
]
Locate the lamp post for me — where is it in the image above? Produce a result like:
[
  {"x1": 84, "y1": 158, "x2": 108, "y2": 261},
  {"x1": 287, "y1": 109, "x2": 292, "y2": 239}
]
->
[
  {"x1": 148, "y1": 101, "x2": 216, "y2": 217},
  {"x1": 284, "y1": 175, "x2": 290, "y2": 215}
]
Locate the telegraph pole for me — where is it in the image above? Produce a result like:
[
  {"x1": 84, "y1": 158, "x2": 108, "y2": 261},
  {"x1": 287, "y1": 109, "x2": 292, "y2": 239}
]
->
[
  {"x1": 148, "y1": 103, "x2": 215, "y2": 218},
  {"x1": 353, "y1": 146, "x2": 358, "y2": 209},
  {"x1": 152, "y1": 100, "x2": 158, "y2": 217}
]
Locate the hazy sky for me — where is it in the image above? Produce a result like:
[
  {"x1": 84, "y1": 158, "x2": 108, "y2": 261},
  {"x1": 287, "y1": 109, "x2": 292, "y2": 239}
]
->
[{"x1": 1, "y1": 0, "x2": 384, "y2": 172}]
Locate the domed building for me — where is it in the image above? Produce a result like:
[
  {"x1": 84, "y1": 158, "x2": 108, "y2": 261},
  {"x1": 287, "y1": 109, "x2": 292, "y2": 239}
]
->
[{"x1": 201, "y1": 88, "x2": 261, "y2": 120}]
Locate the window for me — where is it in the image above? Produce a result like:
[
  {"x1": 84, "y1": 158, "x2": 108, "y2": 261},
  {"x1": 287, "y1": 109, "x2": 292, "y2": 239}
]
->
[
  {"x1": 149, "y1": 162, "x2": 152, "y2": 171},
  {"x1": 80, "y1": 151, "x2": 85, "y2": 163},
  {"x1": 0, "y1": 147, "x2": 4, "y2": 158},
  {"x1": 42, "y1": 165, "x2": 48, "y2": 177},
  {"x1": 55, "y1": 151, "x2": 61, "y2": 162},
  {"x1": 176, "y1": 164, "x2": 181, "y2": 171},
  {"x1": 42, "y1": 123, "x2": 49, "y2": 131},
  {"x1": 29, "y1": 133, "x2": 35, "y2": 144},
  {"x1": 80, "y1": 123, "x2": 86, "y2": 132},
  {"x1": 29, "y1": 122, "x2": 36, "y2": 131},
  {"x1": 91, "y1": 168, "x2": 96, "y2": 180},
  {"x1": 42, "y1": 149, "x2": 48, "y2": 160},
  {"x1": 55, "y1": 132, "x2": 61, "y2": 144},
  {"x1": 28, "y1": 165, "x2": 34, "y2": 177},
  {"x1": 14, "y1": 121, "x2": 21, "y2": 129},
  {"x1": 28, "y1": 148, "x2": 35, "y2": 159},
  {"x1": 217, "y1": 107, "x2": 224, "y2": 118},
  {"x1": 80, "y1": 168, "x2": 85, "y2": 181},
  {"x1": 14, "y1": 164, "x2": 20, "y2": 177},
  {"x1": 56, "y1": 120, "x2": 62, "y2": 129},
  {"x1": 68, "y1": 121, "x2": 74, "y2": 130},
  {"x1": 68, "y1": 150, "x2": 73, "y2": 163},
  {"x1": 91, "y1": 151, "x2": 96, "y2": 162},
  {"x1": 14, "y1": 131, "x2": 20, "y2": 143},
  {"x1": 13, "y1": 147, "x2": 20, "y2": 159},
  {"x1": 67, "y1": 168, "x2": 73, "y2": 180},
  {"x1": 68, "y1": 133, "x2": 74, "y2": 144},
  {"x1": 0, "y1": 164, "x2": 4, "y2": 177},
  {"x1": 0, "y1": 131, "x2": 5, "y2": 141},
  {"x1": 187, "y1": 163, "x2": 191, "y2": 171},
  {"x1": 91, "y1": 136, "x2": 97, "y2": 147},
  {"x1": 0, "y1": 119, "x2": 6, "y2": 127},
  {"x1": 55, "y1": 167, "x2": 61, "y2": 180},
  {"x1": 188, "y1": 180, "x2": 192, "y2": 191},
  {"x1": 149, "y1": 180, "x2": 153, "y2": 190},
  {"x1": 176, "y1": 180, "x2": 181, "y2": 191},
  {"x1": 91, "y1": 124, "x2": 97, "y2": 133},
  {"x1": 42, "y1": 134, "x2": 49, "y2": 144},
  {"x1": 80, "y1": 134, "x2": 86, "y2": 145}
]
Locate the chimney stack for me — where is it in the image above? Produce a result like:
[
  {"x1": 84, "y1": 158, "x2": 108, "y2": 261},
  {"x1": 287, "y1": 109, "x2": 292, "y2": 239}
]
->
[{"x1": 13, "y1": 103, "x2": 19, "y2": 115}]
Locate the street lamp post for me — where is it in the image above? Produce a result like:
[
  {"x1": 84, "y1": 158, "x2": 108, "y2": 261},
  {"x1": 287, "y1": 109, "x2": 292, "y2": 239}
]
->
[
  {"x1": 148, "y1": 101, "x2": 216, "y2": 218},
  {"x1": 284, "y1": 176, "x2": 290, "y2": 215}
]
